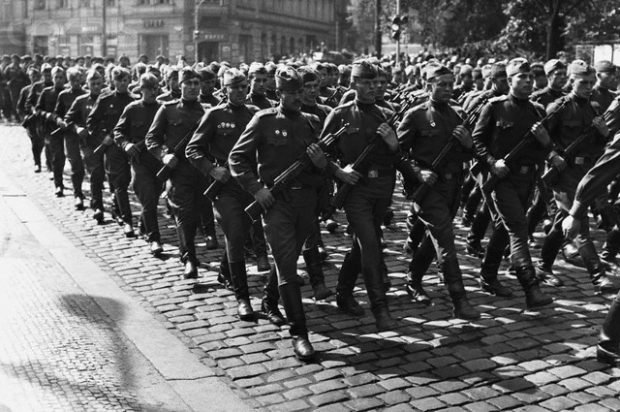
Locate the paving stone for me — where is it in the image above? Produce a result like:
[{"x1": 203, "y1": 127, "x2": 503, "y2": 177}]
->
[
  {"x1": 548, "y1": 365, "x2": 587, "y2": 379},
  {"x1": 539, "y1": 396, "x2": 579, "y2": 411},
  {"x1": 269, "y1": 399, "x2": 309, "y2": 412},
  {"x1": 344, "y1": 397, "x2": 384, "y2": 411},
  {"x1": 486, "y1": 395, "x2": 522, "y2": 410},
  {"x1": 309, "y1": 379, "x2": 347, "y2": 394},
  {"x1": 463, "y1": 401, "x2": 499, "y2": 412},
  {"x1": 409, "y1": 397, "x2": 446, "y2": 411},
  {"x1": 308, "y1": 390, "x2": 349, "y2": 407},
  {"x1": 347, "y1": 383, "x2": 386, "y2": 398}
]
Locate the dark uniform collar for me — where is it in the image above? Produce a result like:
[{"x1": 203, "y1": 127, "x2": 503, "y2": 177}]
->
[{"x1": 508, "y1": 93, "x2": 530, "y2": 105}]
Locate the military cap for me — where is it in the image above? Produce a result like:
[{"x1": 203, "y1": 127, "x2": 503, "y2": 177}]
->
[
  {"x1": 404, "y1": 65, "x2": 415, "y2": 76},
  {"x1": 217, "y1": 65, "x2": 228, "y2": 78},
  {"x1": 140, "y1": 73, "x2": 159, "y2": 89},
  {"x1": 569, "y1": 60, "x2": 595, "y2": 76},
  {"x1": 425, "y1": 63, "x2": 452, "y2": 81},
  {"x1": 248, "y1": 62, "x2": 267, "y2": 76},
  {"x1": 208, "y1": 61, "x2": 221, "y2": 74},
  {"x1": 222, "y1": 68, "x2": 246, "y2": 87},
  {"x1": 199, "y1": 67, "x2": 216, "y2": 81},
  {"x1": 376, "y1": 65, "x2": 388, "y2": 78},
  {"x1": 338, "y1": 64, "x2": 350, "y2": 75},
  {"x1": 275, "y1": 66, "x2": 302, "y2": 91},
  {"x1": 530, "y1": 62, "x2": 545, "y2": 76},
  {"x1": 111, "y1": 66, "x2": 131, "y2": 80},
  {"x1": 392, "y1": 66, "x2": 403, "y2": 75},
  {"x1": 265, "y1": 62, "x2": 278, "y2": 75},
  {"x1": 179, "y1": 67, "x2": 200, "y2": 83},
  {"x1": 41, "y1": 63, "x2": 52, "y2": 73},
  {"x1": 490, "y1": 63, "x2": 507, "y2": 79},
  {"x1": 543, "y1": 59, "x2": 566, "y2": 75},
  {"x1": 594, "y1": 60, "x2": 616, "y2": 73},
  {"x1": 506, "y1": 58, "x2": 531, "y2": 77},
  {"x1": 459, "y1": 64, "x2": 473, "y2": 76},
  {"x1": 472, "y1": 67, "x2": 483, "y2": 80},
  {"x1": 351, "y1": 59, "x2": 377, "y2": 79},
  {"x1": 298, "y1": 67, "x2": 319, "y2": 83},
  {"x1": 10, "y1": 54, "x2": 20, "y2": 61},
  {"x1": 146, "y1": 65, "x2": 161, "y2": 76},
  {"x1": 51, "y1": 66, "x2": 65, "y2": 78}
]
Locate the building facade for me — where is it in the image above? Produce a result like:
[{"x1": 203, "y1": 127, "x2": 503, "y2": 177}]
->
[{"x1": 0, "y1": 0, "x2": 337, "y2": 64}]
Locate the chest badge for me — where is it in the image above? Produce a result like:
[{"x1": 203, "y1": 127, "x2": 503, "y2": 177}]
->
[{"x1": 282, "y1": 130, "x2": 288, "y2": 137}]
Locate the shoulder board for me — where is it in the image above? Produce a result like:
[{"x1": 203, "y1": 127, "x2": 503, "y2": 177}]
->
[
  {"x1": 98, "y1": 90, "x2": 114, "y2": 100},
  {"x1": 334, "y1": 100, "x2": 356, "y2": 111},
  {"x1": 409, "y1": 102, "x2": 428, "y2": 113},
  {"x1": 302, "y1": 112, "x2": 320, "y2": 123},
  {"x1": 163, "y1": 99, "x2": 180, "y2": 106},
  {"x1": 255, "y1": 107, "x2": 278, "y2": 117},
  {"x1": 488, "y1": 95, "x2": 508, "y2": 104},
  {"x1": 245, "y1": 104, "x2": 260, "y2": 113}
]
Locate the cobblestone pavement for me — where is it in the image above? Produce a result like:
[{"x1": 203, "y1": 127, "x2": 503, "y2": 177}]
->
[
  {"x1": 2, "y1": 123, "x2": 620, "y2": 411},
  {"x1": 0, "y1": 176, "x2": 198, "y2": 411}
]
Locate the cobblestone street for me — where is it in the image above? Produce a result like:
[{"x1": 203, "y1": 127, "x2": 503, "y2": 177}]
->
[{"x1": 1, "y1": 123, "x2": 620, "y2": 411}]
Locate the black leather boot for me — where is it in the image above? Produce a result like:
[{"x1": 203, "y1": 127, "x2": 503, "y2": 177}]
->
[
  {"x1": 230, "y1": 261, "x2": 254, "y2": 321},
  {"x1": 444, "y1": 258, "x2": 480, "y2": 320},
  {"x1": 217, "y1": 254, "x2": 232, "y2": 290},
  {"x1": 261, "y1": 265, "x2": 285, "y2": 326},
  {"x1": 580, "y1": 241, "x2": 620, "y2": 294},
  {"x1": 279, "y1": 283, "x2": 315, "y2": 361},
  {"x1": 597, "y1": 294, "x2": 620, "y2": 365},
  {"x1": 516, "y1": 265, "x2": 553, "y2": 308},
  {"x1": 336, "y1": 249, "x2": 360, "y2": 300},
  {"x1": 479, "y1": 226, "x2": 513, "y2": 297},
  {"x1": 601, "y1": 228, "x2": 620, "y2": 265},
  {"x1": 303, "y1": 247, "x2": 333, "y2": 300},
  {"x1": 405, "y1": 271, "x2": 432, "y2": 305}
]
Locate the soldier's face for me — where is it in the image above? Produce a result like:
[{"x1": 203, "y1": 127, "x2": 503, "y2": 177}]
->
[
  {"x1": 266, "y1": 74, "x2": 276, "y2": 91},
  {"x1": 509, "y1": 72, "x2": 534, "y2": 97},
  {"x1": 227, "y1": 80, "x2": 248, "y2": 106},
  {"x1": 168, "y1": 76, "x2": 180, "y2": 92},
  {"x1": 53, "y1": 73, "x2": 66, "y2": 88},
  {"x1": 201, "y1": 78, "x2": 216, "y2": 94},
  {"x1": 250, "y1": 73, "x2": 267, "y2": 95},
  {"x1": 88, "y1": 77, "x2": 103, "y2": 95},
  {"x1": 302, "y1": 80, "x2": 319, "y2": 105},
  {"x1": 352, "y1": 77, "x2": 375, "y2": 104},
  {"x1": 494, "y1": 75, "x2": 509, "y2": 94},
  {"x1": 69, "y1": 75, "x2": 81, "y2": 89},
  {"x1": 141, "y1": 86, "x2": 157, "y2": 103},
  {"x1": 598, "y1": 71, "x2": 618, "y2": 90},
  {"x1": 181, "y1": 79, "x2": 201, "y2": 101},
  {"x1": 549, "y1": 69, "x2": 567, "y2": 90},
  {"x1": 114, "y1": 75, "x2": 130, "y2": 93},
  {"x1": 375, "y1": 76, "x2": 388, "y2": 97},
  {"x1": 430, "y1": 74, "x2": 454, "y2": 103},
  {"x1": 278, "y1": 89, "x2": 303, "y2": 112},
  {"x1": 43, "y1": 72, "x2": 52, "y2": 83},
  {"x1": 572, "y1": 73, "x2": 596, "y2": 99}
]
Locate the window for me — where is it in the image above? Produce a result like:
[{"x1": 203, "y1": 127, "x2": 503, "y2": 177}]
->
[{"x1": 34, "y1": 0, "x2": 46, "y2": 10}]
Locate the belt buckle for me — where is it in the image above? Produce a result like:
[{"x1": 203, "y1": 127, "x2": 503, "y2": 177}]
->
[
  {"x1": 575, "y1": 156, "x2": 584, "y2": 165},
  {"x1": 368, "y1": 168, "x2": 378, "y2": 178},
  {"x1": 519, "y1": 165, "x2": 529, "y2": 174}
]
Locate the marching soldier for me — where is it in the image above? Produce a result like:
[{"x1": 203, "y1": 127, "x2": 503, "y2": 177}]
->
[
  {"x1": 591, "y1": 60, "x2": 618, "y2": 112},
  {"x1": 36, "y1": 66, "x2": 67, "y2": 197},
  {"x1": 114, "y1": 73, "x2": 163, "y2": 255},
  {"x1": 397, "y1": 63, "x2": 481, "y2": 320},
  {"x1": 145, "y1": 68, "x2": 208, "y2": 279},
  {"x1": 563, "y1": 134, "x2": 620, "y2": 365},
  {"x1": 186, "y1": 68, "x2": 265, "y2": 319},
  {"x1": 229, "y1": 66, "x2": 328, "y2": 361},
  {"x1": 538, "y1": 61, "x2": 619, "y2": 294},
  {"x1": 54, "y1": 67, "x2": 87, "y2": 209},
  {"x1": 321, "y1": 60, "x2": 400, "y2": 331},
  {"x1": 87, "y1": 66, "x2": 136, "y2": 236},
  {"x1": 17, "y1": 67, "x2": 44, "y2": 173},
  {"x1": 531, "y1": 59, "x2": 567, "y2": 108},
  {"x1": 472, "y1": 58, "x2": 554, "y2": 309},
  {"x1": 65, "y1": 69, "x2": 105, "y2": 223},
  {"x1": 245, "y1": 63, "x2": 274, "y2": 109}
]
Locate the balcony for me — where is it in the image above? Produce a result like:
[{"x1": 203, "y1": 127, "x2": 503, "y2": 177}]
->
[{"x1": 197, "y1": 0, "x2": 229, "y2": 17}]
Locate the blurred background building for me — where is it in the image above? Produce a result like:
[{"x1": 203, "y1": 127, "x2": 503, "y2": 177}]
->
[{"x1": 0, "y1": 0, "x2": 340, "y2": 63}]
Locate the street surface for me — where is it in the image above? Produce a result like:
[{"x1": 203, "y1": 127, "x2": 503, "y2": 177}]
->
[{"x1": 1, "y1": 123, "x2": 619, "y2": 411}]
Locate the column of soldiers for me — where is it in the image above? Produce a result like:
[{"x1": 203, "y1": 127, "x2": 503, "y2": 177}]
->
[{"x1": 6, "y1": 50, "x2": 620, "y2": 364}]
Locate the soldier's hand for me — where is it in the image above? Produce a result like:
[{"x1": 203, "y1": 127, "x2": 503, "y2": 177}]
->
[
  {"x1": 452, "y1": 125, "x2": 472, "y2": 149},
  {"x1": 254, "y1": 188, "x2": 275, "y2": 209},
  {"x1": 492, "y1": 159, "x2": 510, "y2": 178},
  {"x1": 531, "y1": 121, "x2": 551, "y2": 146},
  {"x1": 593, "y1": 116, "x2": 610, "y2": 137},
  {"x1": 162, "y1": 154, "x2": 178, "y2": 169},
  {"x1": 377, "y1": 123, "x2": 398, "y2": 149},
  {"x1": 102, "y1": 135, "x2": 114, "y2": 146},
  {"x1": 549, "y1": 153, "x2": 566, "y2": 172},
  {"x1": 76, "y1": 127, "x2": 88, "y2": 139},
  {"x1": 416, "y1": 169, "x2": 438, "y2": 186},
  {"x1": 335, "y1": 164, "x2": 361, "y2": 185},
  {"x1": 307, "y1": 143, "x2": 327, "y2": 169},
  {"x1": 56, "y1": 118, "x2": 67, "y2": 128},
  {"x1": 124, "y1": 143, "x2": 140, "y2": 157},
  {"x1": 562, "y1": 214, "x2": 580, "y2": 240},
  {"x1": 209, "y1": 166, "x2": 230, "y2": 183}
]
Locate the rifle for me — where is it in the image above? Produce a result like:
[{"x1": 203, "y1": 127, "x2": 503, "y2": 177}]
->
[
  {"x1": 541, "y1": 109, "x2": 613, "y2": 186},
  {"x1": 244, "y1": 123, "x2": 350, "y2": 222},
  {"x1": 328, "y1": 109, "x2": 401, "y2": 212},
  {"x1": 410, "y1": 139, "x2": 458, "y2": 204},
  {"x1": 156, "y1": 124, "x2": 201, "y2": 181},
  {"x1": 21, "y1": 112, "x2": 37, "y2": 129},
  {"x1": 50, "y1": 120, "x2": 75, "y2": 137},
  {"x1": 203, "y1": 161, "x2": 228, "y2": 201},
  {"x1": 93, "y1": 130, "x2": 112, "y2": 156},
  {"x1": 480, "y1": 97, "x2": 569, "y2": 194}
]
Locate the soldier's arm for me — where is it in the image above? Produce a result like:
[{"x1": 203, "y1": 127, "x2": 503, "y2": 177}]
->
[
  {"x1": 318, "y1": 109, "x2": 344, "y2": 176},
  {"x1": 25, "y1": 85, "x2": 36, "y2": 113},
  {"x1": 16, "y1": 87, "x2": 27, "y2": 116},
  {"x1": 186, "y1": 110, "x2": 216, "y2": 176},
  {"x1": 396, "y1": 107, "x2": 416, "y2": 152},
  {"x1": 228, "y1": 114, "x2": 263, "y2": 195},
  {"x1": 113, "y1": 105, "x2": 132, "y2": 149},
  {"x1": 34, "y1": 89, "x2": 46, "y2": 113},
  {"x1": 605, "y1": 98, "x2": 620, "y2": 137},
  {"x1": 472, "y1": 102, "x2": 495, "y2": 165},
  {"x1": 570, "y1": 135, "x2": 620, "y2": 217},
  {"x1": 145, "y1": 105, "x2": 168, "y2": 159}
]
